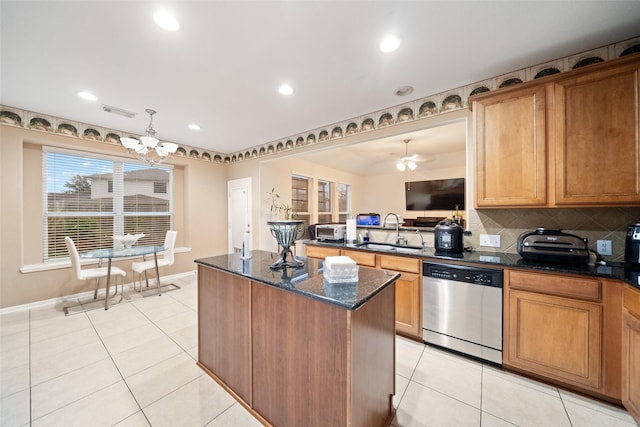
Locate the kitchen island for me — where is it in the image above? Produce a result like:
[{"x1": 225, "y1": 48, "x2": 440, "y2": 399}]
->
[{"x1": 195, "y1": 250, "x2": 400, "y2": 427}]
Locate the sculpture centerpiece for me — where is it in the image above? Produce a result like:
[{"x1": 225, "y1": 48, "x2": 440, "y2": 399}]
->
[{"x1": 265, "y1": 188, "x2": 304, "y2": 270}]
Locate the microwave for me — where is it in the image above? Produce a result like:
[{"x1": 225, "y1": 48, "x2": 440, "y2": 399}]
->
[{"x1": 315, "y1": 224, "x2": 346, "y2": 241}]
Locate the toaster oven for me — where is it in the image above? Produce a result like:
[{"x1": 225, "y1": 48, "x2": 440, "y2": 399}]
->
[{"x1": 315, "y1": 224, "x2": 346, "y2": 241}]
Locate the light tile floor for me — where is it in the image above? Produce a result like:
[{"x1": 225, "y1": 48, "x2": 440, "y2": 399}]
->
[{"x1": 1, "y1": 273, "x2": 636, "y2": 427}]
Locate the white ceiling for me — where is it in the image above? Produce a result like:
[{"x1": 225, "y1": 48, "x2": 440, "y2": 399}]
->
[{"x1": 2, "y1": 1, "x2": 640, "y2": 157}]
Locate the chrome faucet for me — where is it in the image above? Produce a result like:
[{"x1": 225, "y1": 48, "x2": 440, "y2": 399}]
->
[
  {"x1": 416, "y1": 229, "x2": 425, "y2": 249},
  {"x1": 383, "y1": 213, "x2": 403, "y2": 245}
]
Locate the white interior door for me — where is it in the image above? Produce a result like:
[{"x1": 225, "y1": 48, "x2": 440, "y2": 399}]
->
[{"x1": 228, "y1": 178, "x2": 251, "y2": 254}]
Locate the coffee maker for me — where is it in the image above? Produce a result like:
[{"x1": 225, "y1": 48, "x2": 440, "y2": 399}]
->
[{"x1": 625, "y1": 223, "x2": 640, "y2": 267}]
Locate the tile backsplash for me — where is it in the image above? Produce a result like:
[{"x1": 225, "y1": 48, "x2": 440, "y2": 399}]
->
[{"x1": 467, "y1": 207, "x2": 640, "y2": 262}]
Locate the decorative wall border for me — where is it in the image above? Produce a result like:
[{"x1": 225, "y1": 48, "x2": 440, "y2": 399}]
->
[{"x1": 1, "y1": 36, "x2": 638, "y2": 164}]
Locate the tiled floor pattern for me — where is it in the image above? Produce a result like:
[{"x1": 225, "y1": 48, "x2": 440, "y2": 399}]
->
[{"x1": 1, "y1": 273, "x2": 636, "y2": 427}]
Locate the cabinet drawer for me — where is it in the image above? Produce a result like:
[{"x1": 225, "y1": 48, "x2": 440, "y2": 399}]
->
[
  {"x1": 624, "y1": 286, "x2": 640, "y2": 319},
  {"x1": 341, "y1": 249, "x2": 376, "y2": 267},
  {"x1": 305, "y1": 245, "x2": 340, "y2": 259},
  {"x1": 380, "y1": 255, "x2": 421, "y2": 274},
  {"x1": 508, "y1": 270, "x2": 601, "y2": 302}
]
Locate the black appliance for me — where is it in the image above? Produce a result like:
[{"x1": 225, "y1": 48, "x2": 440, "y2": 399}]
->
[
  {"x1": 625, "y1": 223, "x2": 640, "y2": 266},
  {"x1": 356, "y1": 213, "x2": 380, "y2": 226},
  {"x1": 434, "y1": 220, "x2": 464, "y2": 253},
  {"x1": 517, "y1": 228, "x2": 589, "y2": 265}
]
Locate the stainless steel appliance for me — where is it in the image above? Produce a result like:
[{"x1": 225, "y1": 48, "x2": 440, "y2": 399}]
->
[
  {"x1": 434, "y1": 220, "x2": 464, "y2": 253},
  {"x1": 517, "y1": 228, "x2": 589, "y2": 265},
  {"x1": 423, "y1": 261, "x2": 503, "y2": 365},
  {"x1": 625, "y1": 223, "x2": 640, "y2": 266},
  {"x1": 315, "y1": 224, "x2": 346, "y2": 241}
]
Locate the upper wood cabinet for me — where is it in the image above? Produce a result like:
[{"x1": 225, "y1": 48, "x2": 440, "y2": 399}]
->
[
  {"x1": 554, "y1": 61, "x2": 640, "y2": 205},
  {"x1": 471, "y1": 54, "x2": 640, "y2": 208},
  {"x1": 474, "y1": 84, "x2": 548, "y2": 207}
]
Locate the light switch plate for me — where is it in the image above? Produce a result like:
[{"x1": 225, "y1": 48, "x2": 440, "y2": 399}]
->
[{"x1": 479, "y1": 234, "x2": 501, "y2": 248}]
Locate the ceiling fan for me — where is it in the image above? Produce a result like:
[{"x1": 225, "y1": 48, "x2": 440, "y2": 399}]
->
[{"x1": 396, "y1": 139, "x2": 419, "y2": 171}]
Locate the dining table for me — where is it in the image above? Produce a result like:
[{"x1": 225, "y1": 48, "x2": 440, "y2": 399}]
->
[{"x1": 80, "y1": 244, "x2": 166, "y2": 310}]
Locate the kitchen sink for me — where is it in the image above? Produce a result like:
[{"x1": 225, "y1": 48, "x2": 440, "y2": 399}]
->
[{"x1": 355, "y1": 242, "x2": 424, "y2": 254}]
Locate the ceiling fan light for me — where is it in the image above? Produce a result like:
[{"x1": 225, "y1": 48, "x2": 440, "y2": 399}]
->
[
  {"x1": 396, "y1": 161, "x2": 406, "y2": 171},
  {"x1": 408, "y1": 161, "x2": 417, "y2": 171}
]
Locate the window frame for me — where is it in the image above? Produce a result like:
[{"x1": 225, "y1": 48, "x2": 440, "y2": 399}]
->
[{"x1": 42, "y1": 147, "x2": 174, "y2": 262}]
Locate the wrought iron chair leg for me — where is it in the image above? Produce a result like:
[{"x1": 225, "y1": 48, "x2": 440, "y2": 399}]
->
[{"x1": 93, "y1": 278, "x2": 100, "y2": 299}]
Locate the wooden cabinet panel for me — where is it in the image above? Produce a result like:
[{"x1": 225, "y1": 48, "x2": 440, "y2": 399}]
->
[
  {"x1": 394, "y1": 272, "x2": 422, "y2": 338},
  {"x1": 380, "y1": 255, "x2": 421, "y2": 273},
  {"x1": 623, "y1": 285, "x2": 640, "y2": 424},
  {"x1": 305, "y1": 245, "x2": 340, "y2": 259},
  {"x1": 341, "y1": 249, "x2": 377, "y2": 267},
  {"x1": 474, "y1": 84, "x2": 548, "y2": 207},
  {"x1": 506, "y1": 290, "x2": 602, "y2": 390},
  {"x1": 509, "y1": 270, "x2": 601, "y2": 301},
  {"x1": 197, "y1": 266, "x2": 252, "y2": 404},
  {"x1": 554, "y1": 61, "x2": 640, "y2": 205}
]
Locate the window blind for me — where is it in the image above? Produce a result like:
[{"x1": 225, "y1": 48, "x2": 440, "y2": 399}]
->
[{"x1": 43, "y1": 149, "x2": 173, "y2": 261}]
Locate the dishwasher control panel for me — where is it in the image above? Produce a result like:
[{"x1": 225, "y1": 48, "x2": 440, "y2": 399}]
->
[{"x1": 423, "y1": 262, "x2": 503, "y2": 287}]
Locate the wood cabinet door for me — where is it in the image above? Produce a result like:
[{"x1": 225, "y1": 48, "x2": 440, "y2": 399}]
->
[
  {"x1": 506, "y1": 290, "x2": 602, "y2": 390},
  {"x1": 554, "y1": 60, "x2": 640, "y2": 205},
  {"x1": 474, "y1": 84, "x2": 548, "y2": 207},
  {"x1": 305, "y1": 245, "x2": 340, "y2": 259},
  {"x1": 394, "y1": 272, "x2": 422, "y2": 339},
  {"x1": 623, "y1": 286, "x2": 640, "y2": 424}
]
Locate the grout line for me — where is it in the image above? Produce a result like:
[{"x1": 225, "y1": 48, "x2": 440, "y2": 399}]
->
[{"x1": 558, "y1": 391, "x2": 575, "y2": 427}]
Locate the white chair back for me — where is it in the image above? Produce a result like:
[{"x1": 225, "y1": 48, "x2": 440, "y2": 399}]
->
[
  {"x1": 163, "y1": 230, "x2": 177, "y2": 265},
  {"x1": 65, "y1": 236, "x2": 83, "y2": 280}
]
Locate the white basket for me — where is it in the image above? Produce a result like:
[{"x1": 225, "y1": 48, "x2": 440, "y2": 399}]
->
[{"x1": 324, "y1": 256, "x2": 359, "y2": 283}]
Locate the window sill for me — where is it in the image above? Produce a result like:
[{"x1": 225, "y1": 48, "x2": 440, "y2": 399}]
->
[{"x1": 19, "y1": 246, "x2": 192, "y2": 274}]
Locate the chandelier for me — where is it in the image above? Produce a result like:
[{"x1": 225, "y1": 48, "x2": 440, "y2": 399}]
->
[
  {"x1": 120, "y1": 109, "x2": 178, "y2": 166},
  {"x1": 396, "y1": 139, "x2": 417, "y2": 171}
]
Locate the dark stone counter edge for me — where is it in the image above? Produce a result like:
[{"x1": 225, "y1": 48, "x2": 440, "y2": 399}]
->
[
  {"x1": 194, "y1": 250, "x2": 401, "y2": 311},
  {"x1": 307, "y1": 241, "x2": 640, "y2": 290}
]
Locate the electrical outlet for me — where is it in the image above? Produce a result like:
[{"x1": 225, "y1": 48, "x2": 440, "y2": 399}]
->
[
  {"x1": 596, "y1": 240, "x2": 612, "y2": 256},
  {"x1": 479, "y1": 234, "x2": 501, "y2": 248}
]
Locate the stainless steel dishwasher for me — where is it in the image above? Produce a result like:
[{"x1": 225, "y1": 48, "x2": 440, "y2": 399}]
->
[{"x1": 422, "y1": 261, "x2": 503, "y2": 365}]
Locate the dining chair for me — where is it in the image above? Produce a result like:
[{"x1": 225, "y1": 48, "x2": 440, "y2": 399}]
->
[
  {"x1": 64, "y1": 236, "x2": 127, "y2": 313},
  {"x1": 132, "y1": 230, "x2": 177, "y2": 296}
]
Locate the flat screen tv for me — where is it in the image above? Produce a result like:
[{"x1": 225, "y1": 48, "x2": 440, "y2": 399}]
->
[{"x1": 405, "y1": 178, "x2": 465, "y2": 211}]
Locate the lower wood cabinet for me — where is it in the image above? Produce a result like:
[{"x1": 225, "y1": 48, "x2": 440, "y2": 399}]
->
[
  {"x1": 380, "y1": 255, "x2": 422, "y2": 340},
  {"x1": 622, "y1": 285, "x2": 640, "y2": 424},
  {"x1": 305, "y1": 245, "x2": 423, "y2": 340},
  {"x1": 504, "y1": 269, "x2": 622, "y2": 400}
]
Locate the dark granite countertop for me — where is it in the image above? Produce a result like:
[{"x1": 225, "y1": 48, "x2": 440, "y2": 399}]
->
[
  {"x1": 307, "y1": 240, "x2": 640, "y2": 290},
  {"x1": 194, "y1": 249, "x2": 400, "y2": 310}
]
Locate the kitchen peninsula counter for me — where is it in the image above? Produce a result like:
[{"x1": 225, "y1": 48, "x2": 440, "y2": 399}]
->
[{"x1": 195, "y1": 250, "x2": 399, "y2": 427}]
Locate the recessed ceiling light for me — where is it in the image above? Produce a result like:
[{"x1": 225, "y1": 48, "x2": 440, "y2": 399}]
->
[
  {"x1": 77, "y1": 91, "x2": 98, "y2": 101},
  {"x1": 153, "y1": 11, "x2": 180, "y2": 31},
  {"x1": 278, "y1": 84, "x2": 294, "y2": 96},
  {"x1": 394, "y1": 85, "x2": 414, "y2": 96},
  {"x1": 379, "y1": 35, "x2": 401, "y2": 53},
  {"x1": 188, "y1": 123, "x2": 201, "y2": 131}
]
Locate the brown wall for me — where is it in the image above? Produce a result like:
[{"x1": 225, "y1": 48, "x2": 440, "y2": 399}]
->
[{"x1": 0, "y1": 125, "x2": 228, "y2": 309}]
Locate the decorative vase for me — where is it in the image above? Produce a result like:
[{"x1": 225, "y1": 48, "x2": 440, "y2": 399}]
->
[{"x1": 267, "y1": 220, "x2": 304, "y2": 269}]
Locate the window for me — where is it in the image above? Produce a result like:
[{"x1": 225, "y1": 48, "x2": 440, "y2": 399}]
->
[
  {"x1": 43, "y1": 149, "x2": 173, "y2": 261},
  {"x1": 291, "y1": 175, "x2": 311, "y2": 238},
  {"x1": 338, "y1": 183, "x2": 351, "y2": 222},
  {"x1": 317, "y1": 179, "x2": 333, "y2": 224}
]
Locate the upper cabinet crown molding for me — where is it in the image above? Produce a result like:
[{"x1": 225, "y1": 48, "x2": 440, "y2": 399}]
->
[{"x1": 471, "y1": 54, "x2": 640, "y2": 208}]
